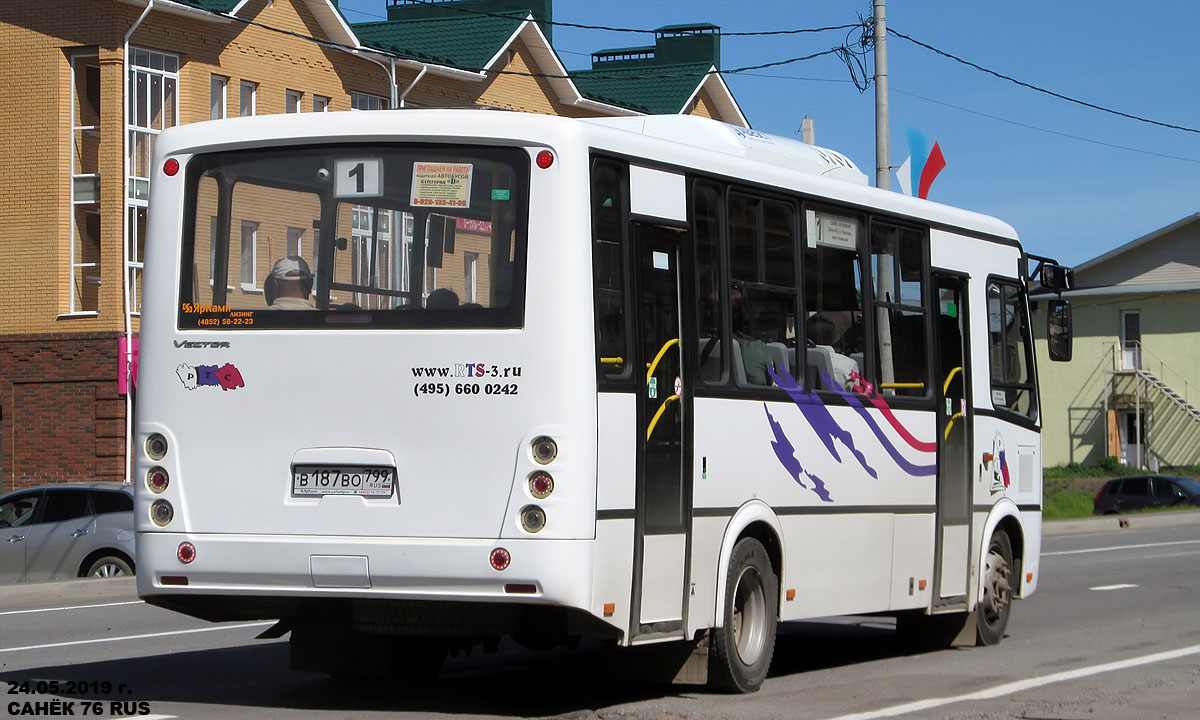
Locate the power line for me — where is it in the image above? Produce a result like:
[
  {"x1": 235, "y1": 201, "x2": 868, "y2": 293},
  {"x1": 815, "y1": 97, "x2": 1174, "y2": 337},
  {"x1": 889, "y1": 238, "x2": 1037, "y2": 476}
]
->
[
  {"x1": 398, "y1": 0, "x2": 862, "y2": 37},
  {"x1": 889, "y1": 28, "x2": 1200, "y2": 135},
  {"x1": 892, "y1": 87, "x2": 1200, "y2": 164}
]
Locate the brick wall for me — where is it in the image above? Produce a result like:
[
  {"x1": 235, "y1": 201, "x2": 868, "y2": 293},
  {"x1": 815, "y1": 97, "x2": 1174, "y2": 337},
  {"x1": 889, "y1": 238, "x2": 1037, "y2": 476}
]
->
[{"x1": 0, "y1": 332, "x2": 125, "y2": 493}]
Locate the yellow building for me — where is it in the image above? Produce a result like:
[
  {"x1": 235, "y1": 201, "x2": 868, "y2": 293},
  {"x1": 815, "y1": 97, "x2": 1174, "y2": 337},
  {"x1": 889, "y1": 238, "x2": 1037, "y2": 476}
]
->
[{"x1": 0, "y1": 0, "x2": 747, "y2": 490}]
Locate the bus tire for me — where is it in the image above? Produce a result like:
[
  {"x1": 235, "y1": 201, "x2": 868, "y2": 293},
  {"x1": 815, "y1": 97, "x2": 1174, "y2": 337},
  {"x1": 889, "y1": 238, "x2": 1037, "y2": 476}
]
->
[
  {"x1": 976, "y1": 529, "x2": 1013, "y2": 646},
  {"x1": 710, "y1": 537, "x2": 778, "y2": 693}
]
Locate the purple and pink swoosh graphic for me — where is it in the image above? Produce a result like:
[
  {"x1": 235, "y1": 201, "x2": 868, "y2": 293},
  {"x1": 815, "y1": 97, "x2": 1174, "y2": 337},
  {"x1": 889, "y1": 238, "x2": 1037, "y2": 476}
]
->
[{"x1": 765, "y1": 366, "x2": 936, "y2": 501}]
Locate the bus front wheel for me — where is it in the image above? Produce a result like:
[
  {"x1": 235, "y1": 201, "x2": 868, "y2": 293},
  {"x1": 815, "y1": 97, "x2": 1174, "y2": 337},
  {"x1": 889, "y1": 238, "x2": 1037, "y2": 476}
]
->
[
  {"x1": 710, "y1": 537, "x2": 778, "y2": 693},
  {"x1": 976, "y1": 529, "x2": 1013, "y2": 645}
]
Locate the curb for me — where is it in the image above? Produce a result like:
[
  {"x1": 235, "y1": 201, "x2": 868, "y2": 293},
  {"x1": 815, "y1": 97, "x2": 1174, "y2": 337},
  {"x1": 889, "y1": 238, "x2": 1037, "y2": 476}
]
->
[{"x1": 1043, "y1": 508, "x2": 1200, "y2": 536}]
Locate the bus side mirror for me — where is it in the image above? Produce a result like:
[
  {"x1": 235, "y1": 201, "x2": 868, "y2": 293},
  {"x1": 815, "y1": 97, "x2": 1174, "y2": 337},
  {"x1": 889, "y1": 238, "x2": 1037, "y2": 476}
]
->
[
  {"x1": 1048, "y1": 299, "x2": 1072, "y2": 362},
  {"x1": 1041, "y1": 264, "x2": 1073, "y2": 291}
]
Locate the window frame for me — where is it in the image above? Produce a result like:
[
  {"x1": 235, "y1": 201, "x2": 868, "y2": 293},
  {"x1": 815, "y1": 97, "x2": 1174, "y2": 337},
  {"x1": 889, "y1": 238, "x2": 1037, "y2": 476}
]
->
[
  {"x1": 211, "y1": 75, "x2": 228, "y2": 120},
  {"x1": 286, "y1": 89, "x2": 302, "y2": 114},
  {"x1": 866, "y1": 217, "x2": 933, "y2": 400},
  {"x1": 240, "y1": 80, "x2": 257, "y2": 117}
]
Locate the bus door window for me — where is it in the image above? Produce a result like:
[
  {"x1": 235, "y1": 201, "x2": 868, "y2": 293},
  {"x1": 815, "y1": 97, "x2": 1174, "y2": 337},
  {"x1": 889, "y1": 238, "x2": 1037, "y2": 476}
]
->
[
  {"x1": 591, "y1": 158, "x2": 632, "y2": 384},
  {"x1": 987, "y1": 280, "x2": 1037, "y2": 420},
  {"x1": 726, "y1": 192, "x2": 797, "y2": 388},
  {"x1": 869, "y1": 222, "x2": 929, "y2": 398},
  {"x1": 803, "y1": 209, "x2": 865, "y2": 392}
]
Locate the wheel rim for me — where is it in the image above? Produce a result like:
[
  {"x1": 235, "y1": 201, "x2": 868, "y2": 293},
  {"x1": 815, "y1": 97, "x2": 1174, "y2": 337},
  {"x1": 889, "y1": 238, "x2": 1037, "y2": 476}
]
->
[
  {"x1": 93, "y1": 563, "x2": 126, "y2": 578},
  {"x1": 731, "y1": 565, "x2": 767, "y2": 665},
  {"x1": 980, "y1": 541, "x2": 1011, "y2": 625}
]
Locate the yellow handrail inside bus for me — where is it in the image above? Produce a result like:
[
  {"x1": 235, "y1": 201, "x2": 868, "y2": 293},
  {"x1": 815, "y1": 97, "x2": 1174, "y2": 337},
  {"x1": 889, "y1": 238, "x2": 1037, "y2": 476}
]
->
[
  {"x1": 879, "y1": 382, "x2": 926, "y2": 390},
  {"x1": 646, "y1": 394, "x2": 680, "y2": 441},
  {"x1": 942, "y1": 366, "x2": 963, "y2": 395},
  {"x1": 600, "y1": 357, "x2": 625, "y2": 367},
  {"x1": 645, "y1": 338, "x2": 679, "y2": 384},
  {"x1": 944, "y1": 412, "x2": 964, "y2": 440}
]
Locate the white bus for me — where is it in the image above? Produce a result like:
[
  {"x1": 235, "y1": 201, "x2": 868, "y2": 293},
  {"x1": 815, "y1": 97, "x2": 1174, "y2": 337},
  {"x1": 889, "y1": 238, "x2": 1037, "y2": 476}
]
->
[{"x1": 135, "y1": 110, "x2": 1071, "y2": 692}]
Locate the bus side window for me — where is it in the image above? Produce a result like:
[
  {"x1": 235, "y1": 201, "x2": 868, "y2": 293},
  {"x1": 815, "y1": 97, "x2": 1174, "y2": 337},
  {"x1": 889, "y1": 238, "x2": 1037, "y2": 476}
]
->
[
  {"x1": 987, "y1": 280, "x2": 1037, "y2": 420},
  {"x1": 694, "y1": 181, "x2": 727, "y2": 385},
  {"x1": 803, "y1": 209, "x2": 865, "y2": 392},
  {"x1": 869, "y1": 222, "x2": 929, "y2": 398},
  {"x1": 725, "y1": 192, "x2": 797, "y2": 389},
  {"x1": 591, "y1": 158, "x2": 631, "y2": 383}
]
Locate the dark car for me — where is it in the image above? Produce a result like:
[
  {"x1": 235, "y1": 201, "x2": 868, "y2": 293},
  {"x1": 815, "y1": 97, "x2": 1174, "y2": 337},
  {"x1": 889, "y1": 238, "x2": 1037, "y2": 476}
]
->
[
  {"x1": 1093, "y1": 475, "x2": 1200, "y2": 514},
  {"x1": 0, "y1": 482, "x2": 135, "y2": 583}
]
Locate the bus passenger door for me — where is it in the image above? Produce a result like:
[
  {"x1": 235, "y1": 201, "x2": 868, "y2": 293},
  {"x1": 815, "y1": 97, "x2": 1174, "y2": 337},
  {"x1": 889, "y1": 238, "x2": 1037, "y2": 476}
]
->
[
  {"x1": 933, "y1": 273, "x2": 972, "y2": 607},
  {"x1": 631, "y1": 223, "x2": 691, "y2": 639}
]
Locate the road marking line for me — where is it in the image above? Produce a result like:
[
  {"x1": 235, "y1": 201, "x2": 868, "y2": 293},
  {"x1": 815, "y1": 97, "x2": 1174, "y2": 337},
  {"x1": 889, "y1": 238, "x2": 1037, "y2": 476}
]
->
[
  {"x1": 0, "y1": 600, "x2": 144, "y2": 617},
  {"x1": 114, "y1": 716, "x2": 174, "y2": 720},
  {"x1": 1043, "y1": 539, "x2": 1200, "y2": 556},
  {"x1": 0, "y1": 621, "x2": 273, "y2": 654},
  {"x1": 1090, "y1": 583, "x2": 1138, "y2": 591},
  {"x1": 821, "y1": 643, "x2": 1200, "y2": 720}
]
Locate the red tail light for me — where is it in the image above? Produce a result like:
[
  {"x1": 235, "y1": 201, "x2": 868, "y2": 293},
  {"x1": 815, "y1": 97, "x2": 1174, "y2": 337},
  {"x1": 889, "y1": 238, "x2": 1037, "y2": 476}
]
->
[{"x1": 490, "y1": 547, "x2": 511, "y2": 571}]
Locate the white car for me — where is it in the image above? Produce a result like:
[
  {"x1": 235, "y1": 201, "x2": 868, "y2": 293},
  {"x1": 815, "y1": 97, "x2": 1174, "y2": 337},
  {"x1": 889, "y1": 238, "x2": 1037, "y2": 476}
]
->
[{"x1": 0, "y1": 482, "x2": 135, "y2": 582}]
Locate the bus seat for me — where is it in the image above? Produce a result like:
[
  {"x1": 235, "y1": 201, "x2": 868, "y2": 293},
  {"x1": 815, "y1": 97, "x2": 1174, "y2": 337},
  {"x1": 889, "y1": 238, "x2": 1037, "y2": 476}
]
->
[
  {"x1": 765, "y1": 342, "x2": 789, "y2": 381},
  {"x1": 850, "y1": 352, "x2": 864, "y2": 375},
  {"x1": 806, "y1": 346, "x2": 835, "y2": 390}
]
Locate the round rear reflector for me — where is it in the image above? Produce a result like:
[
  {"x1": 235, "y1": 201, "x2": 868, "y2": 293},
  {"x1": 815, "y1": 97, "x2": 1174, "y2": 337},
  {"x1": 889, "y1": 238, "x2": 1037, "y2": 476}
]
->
[
  {"x1": 177, "y1": 542, "x2": 196, "y2": 564},
  {"x1": 163, "y1": 158, "x2": 179, "y2": 176},
  {"x1": 490, "y1": 547, "x2": 511, "y2": 571},
  {"x1": 535, "y1": 150, "x2": 554, "y2": 169}
]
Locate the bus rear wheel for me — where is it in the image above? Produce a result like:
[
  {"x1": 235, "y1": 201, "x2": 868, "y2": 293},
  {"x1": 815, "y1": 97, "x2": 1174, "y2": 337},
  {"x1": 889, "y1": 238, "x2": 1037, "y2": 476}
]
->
[
  {"x1": 976, "y1": 529, "x2": 1013, "y2": 645},
  {"x1": 710, "y1": 537, "x2": 777, "y2": 693}
]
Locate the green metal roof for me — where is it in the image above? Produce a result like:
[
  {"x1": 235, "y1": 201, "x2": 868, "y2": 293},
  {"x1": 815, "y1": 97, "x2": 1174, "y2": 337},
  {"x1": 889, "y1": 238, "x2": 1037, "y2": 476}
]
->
[
  {"x1": 175, "y1": 0, "x2": 240, "y2": 12},
  {"x1": 352, "y1": 12, "x2": 527, "y2": 70},
  {"x1": 655, "y1": 23, "x2": 719, "y2": 32},
  {"x1": 571, "y1": 63, "x2": 712, "y2": 115}
]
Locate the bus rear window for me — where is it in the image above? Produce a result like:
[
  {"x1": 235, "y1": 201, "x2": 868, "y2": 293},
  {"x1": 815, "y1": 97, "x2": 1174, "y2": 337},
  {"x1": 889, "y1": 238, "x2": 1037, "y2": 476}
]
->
[{"x1": 179, "y1": 144, "x2": 528, "y2": 329}]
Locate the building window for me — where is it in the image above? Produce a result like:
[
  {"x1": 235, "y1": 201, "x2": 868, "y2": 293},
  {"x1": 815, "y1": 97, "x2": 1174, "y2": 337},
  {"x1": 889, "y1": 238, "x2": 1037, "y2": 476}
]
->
[
  {"x1": 127, "y1": 47, "x2": 178, "y2": 315},
  {"x1": 211, "y1": 75, "x2": 228, "y2": 120},
  {"x1": 351, "y1": 91, "x2": 385, "y2": 111},
  {"x1": 286, "y1": 89, "x2": 302, "y2": 114},
  {"x1": 313, "y1": 95, "x2": 330, "y2": 112},
  {"x1": 69, "y1": 53, "x2": 101, "y2": 315},
  {"x1": 464, "y1": 251, "x2": 478, "y2": 304},
  {"x1": 240, "y1": 81, "x2": 257, "y2": 117},
  {"x1": 241, "y1": 221, "x2": 259, "y2": 290},
  {"x1": 286, "y1": 227, "x2": 305, "y2": 256}
]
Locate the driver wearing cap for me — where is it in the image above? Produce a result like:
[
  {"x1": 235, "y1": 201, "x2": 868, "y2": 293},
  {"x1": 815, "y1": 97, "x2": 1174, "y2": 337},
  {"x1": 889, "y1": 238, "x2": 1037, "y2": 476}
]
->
[{"x1": 264, "y1": 255, "x2": 314, "y2": 310}]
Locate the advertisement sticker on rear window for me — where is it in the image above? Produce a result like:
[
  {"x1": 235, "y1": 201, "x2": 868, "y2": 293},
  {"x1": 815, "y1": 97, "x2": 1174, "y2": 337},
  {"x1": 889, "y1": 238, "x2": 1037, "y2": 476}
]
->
[{"x1": 411, "y1": 162, "x2": 473, "y2": 208}]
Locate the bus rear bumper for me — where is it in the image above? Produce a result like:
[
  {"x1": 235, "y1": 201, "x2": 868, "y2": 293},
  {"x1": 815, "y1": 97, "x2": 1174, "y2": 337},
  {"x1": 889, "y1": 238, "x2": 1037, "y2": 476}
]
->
[{"x1": 136, "y1": 531, "x2": 594, "y2": 610}]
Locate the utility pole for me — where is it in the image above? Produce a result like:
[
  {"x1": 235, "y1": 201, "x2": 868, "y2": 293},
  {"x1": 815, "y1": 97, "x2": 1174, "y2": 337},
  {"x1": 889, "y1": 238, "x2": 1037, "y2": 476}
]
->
[{"x1": 874, "y1": 0, "x2": 889, "y2": 190}]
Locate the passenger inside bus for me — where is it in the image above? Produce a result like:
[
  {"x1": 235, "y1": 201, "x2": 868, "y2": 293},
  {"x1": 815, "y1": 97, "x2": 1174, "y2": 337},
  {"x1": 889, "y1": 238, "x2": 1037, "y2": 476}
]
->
[
  {"x1": 264, "y1": 256, "x2": 315, "y2": 310},
  {"x1": 425, "y1": 288, "x2": 459, "y2": 309},
  {"x1": 731, "y1": 289, "x2": 772, "y2": 386}
]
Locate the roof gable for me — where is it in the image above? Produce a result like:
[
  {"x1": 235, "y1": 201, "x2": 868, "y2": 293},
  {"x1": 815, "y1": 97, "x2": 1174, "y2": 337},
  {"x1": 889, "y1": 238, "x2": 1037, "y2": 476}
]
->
[
  {"x1": 171, "y1": 0, "x2": 357, "y2": 45},
  {"x1": 352, "y1": 11, "x2": 526, "y2": 69},
  {"x1": 1075, "y1": 213, "x2": 1200, "y2": 288}
]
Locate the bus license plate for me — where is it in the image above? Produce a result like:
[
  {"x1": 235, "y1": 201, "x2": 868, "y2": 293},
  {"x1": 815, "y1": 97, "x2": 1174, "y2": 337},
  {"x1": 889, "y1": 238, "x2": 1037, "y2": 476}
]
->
[{"x1": 292, "y1": 466, "x2": 396, "y2": 498}]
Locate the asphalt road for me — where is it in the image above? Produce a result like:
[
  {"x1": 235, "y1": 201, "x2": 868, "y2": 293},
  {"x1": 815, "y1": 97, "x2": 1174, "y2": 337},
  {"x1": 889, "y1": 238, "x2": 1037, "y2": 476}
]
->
[{"x1": 2, "y1": 514, "x2": 1198, "y2": 719}]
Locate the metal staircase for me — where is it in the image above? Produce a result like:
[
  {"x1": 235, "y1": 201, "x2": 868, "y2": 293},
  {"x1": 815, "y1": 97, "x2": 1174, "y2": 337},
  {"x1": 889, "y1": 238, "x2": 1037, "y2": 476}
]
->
[{"x1": 1134, "y1": 368, "x2": 1200, "y2": 424}]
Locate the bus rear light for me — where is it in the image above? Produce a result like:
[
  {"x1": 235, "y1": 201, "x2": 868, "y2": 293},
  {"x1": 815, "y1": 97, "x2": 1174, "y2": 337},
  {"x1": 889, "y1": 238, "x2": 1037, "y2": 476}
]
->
[
  {"x1": 490, "y1": 547, "x2": 511, "y2": 571},
  {"x1": 528, "y1": 471, "x2": 554, "y2": 499},
  {"x1": 147, "y1": 467, "x2": 169, "y2": 493},
  {"x1": 532, "y1": 436, "x2": 557, "y2": 464},
  {"x1": 504, "y1": 584, "x2": 537, "y2": 594},
  {"x1": 163, "y1": 158, "x2": 179, "y2": 176},
  {"x1": 146, "y1": 434, "x2": 168, "y2": 460},
  {"x1": 151, "y1": 500, "x2": 174, "y2": 527},
  {"x1": 535, "y1": 150, "x2": 554, "y2": 169},
  {"x1": 520, "y1": 505, "x2": 546, "y2": 533},
  {"x1": 177, "y1": 542, "x2": 196, "y2": 564},
  {"x1": 161, "y1": 575, "x2": 188, "y2": 586}
]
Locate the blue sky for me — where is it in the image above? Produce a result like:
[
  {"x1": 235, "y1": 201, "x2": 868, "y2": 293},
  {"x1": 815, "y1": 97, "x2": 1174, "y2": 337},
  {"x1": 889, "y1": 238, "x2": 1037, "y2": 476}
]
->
[{"x1": 335, "y1": 1, "x2": 1200, "y2": 266}]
